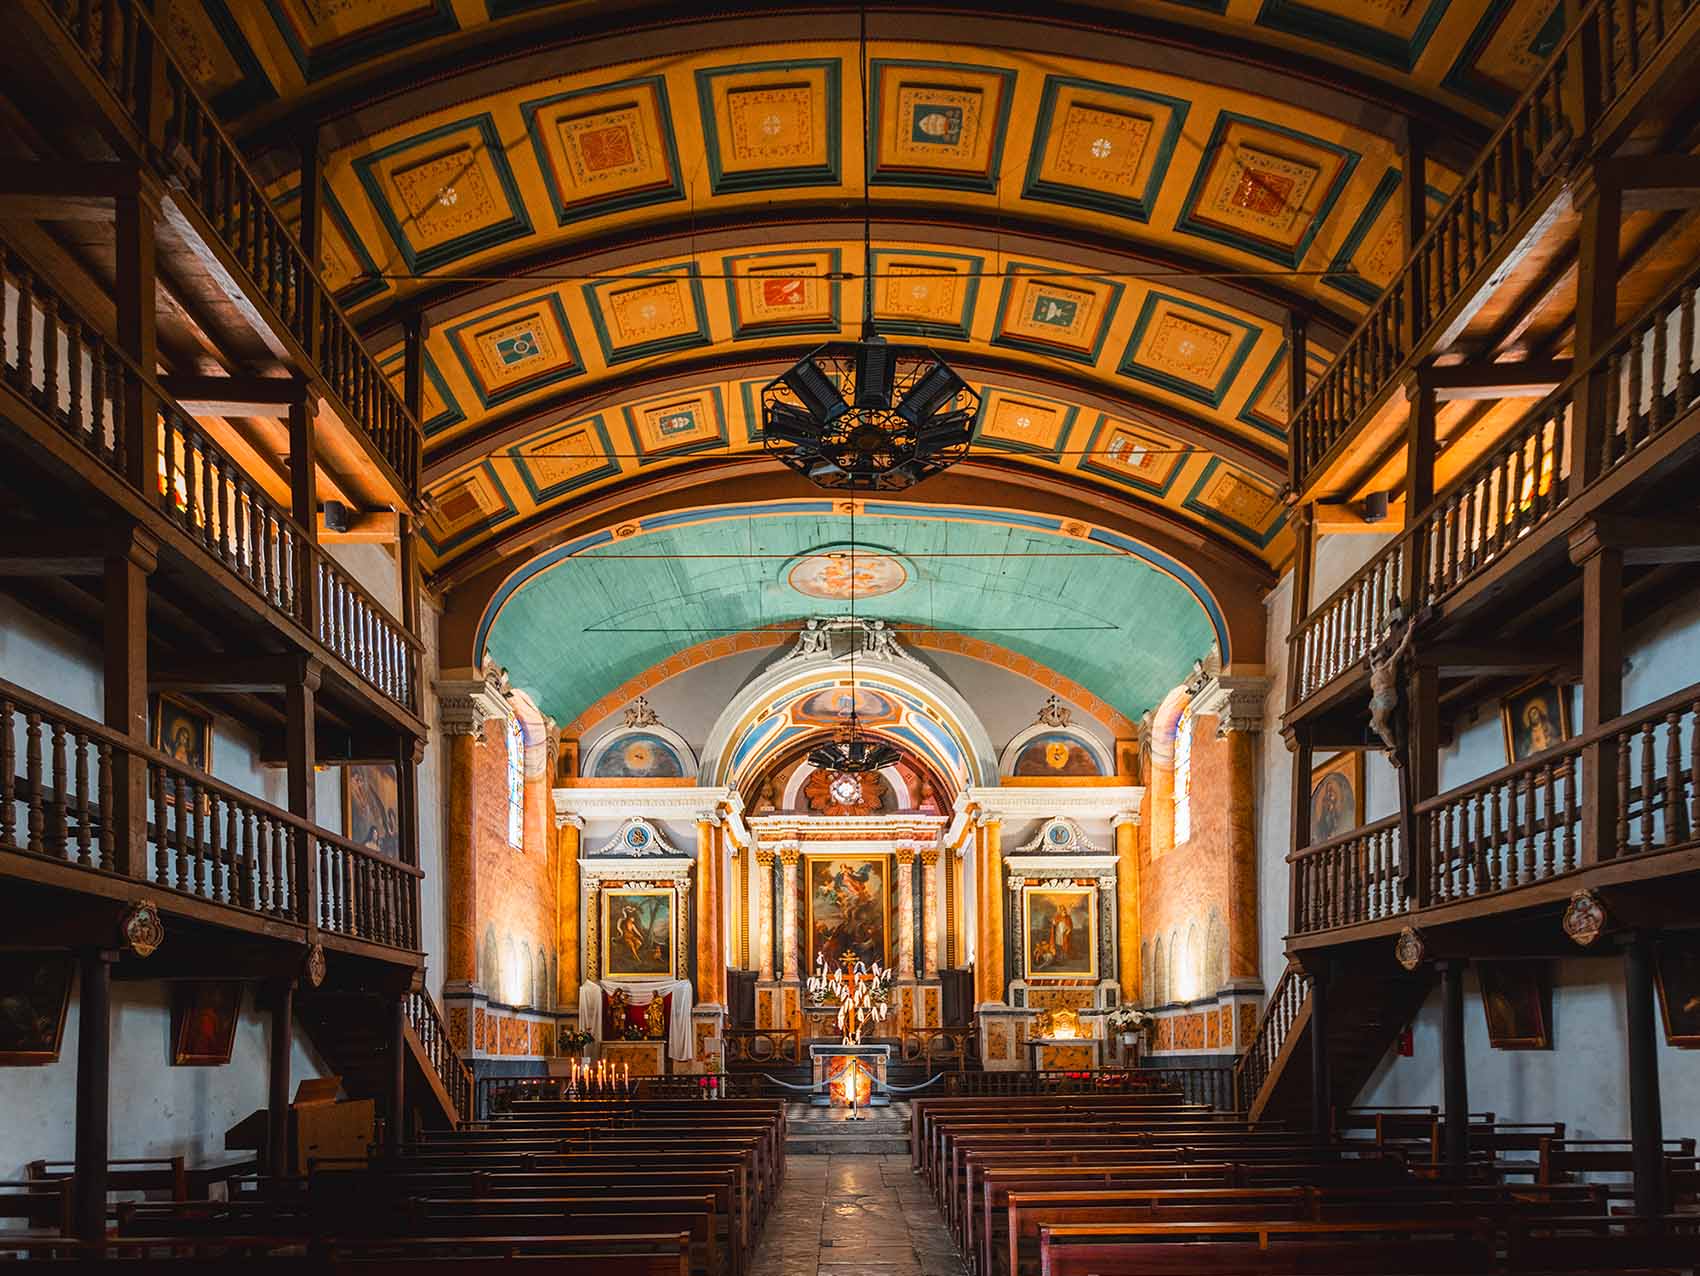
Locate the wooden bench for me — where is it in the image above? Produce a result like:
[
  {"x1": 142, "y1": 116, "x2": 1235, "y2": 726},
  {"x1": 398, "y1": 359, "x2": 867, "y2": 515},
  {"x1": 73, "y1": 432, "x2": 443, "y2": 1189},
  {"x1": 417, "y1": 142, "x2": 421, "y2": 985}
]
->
[{"x1": 0, "y1": 1177, "x2": 73, "y2": 1235}]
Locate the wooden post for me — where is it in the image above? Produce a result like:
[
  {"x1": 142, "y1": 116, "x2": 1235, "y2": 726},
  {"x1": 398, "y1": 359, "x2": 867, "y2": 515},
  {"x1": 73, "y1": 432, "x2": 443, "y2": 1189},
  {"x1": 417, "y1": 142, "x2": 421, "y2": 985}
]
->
[
  {"x1": 104, "y1": 530, "x2": 157, "y2": 876},
  {"x1": 286, "y1": 660, "x2": 321, "y2": 929},
  {"x1": 1286, "y1": 506, "x2": 1315, "y2": 712},
  {"x1": 1287, "y1": 314, "x2": 1308, "y2": 494},
  {"x1": 72, "y1": 949, "x2": 114, "y2": 1241},
  {"x1": 288, "y1": 394, "x2": 319, "y2": 635},
  {"x1": 114, "y1": 174, "x2": 158, "y2": 497},
  {"x1": 1287, "y1": 731, "x2": 1314, "y2": 939},
  {"x1": 1403, "y1": 371, "x2": 1438, "y2": 532},
  {"x1": 1625, "y1": 933, "x2": 1666, "y2": 1223},
  {"x1": 1308, "y1": 957, "x2": 1330, "y2": 1145},
  {"x1": 400, "y1": 312, "x2": 426, "y2": 637},
  {"x1": 267, "y1": 980, "x2": 294, "y2": 1179},
  {"x1": 387, "y1": 994, "x2": 407, "y2": 1151},
  {"x1": 1440, "y1": 959, "x2": 1470, "y2": 1177},
  {"x1": 1570, "y1": 525, "x2": 1624, "y2": 863},
  {"x1": 1570, "y1": 170, "x2": 1623, "y2": 498},
  {"x1": 296, "y1": 128, "x2": 324, "y2": 364},
  {"x1": 1403, "y1": 122, "x2": 1428, "y2": 346},
  {"x1": 1406, "y1": 662, "x2": 1441, "y2": 904}
]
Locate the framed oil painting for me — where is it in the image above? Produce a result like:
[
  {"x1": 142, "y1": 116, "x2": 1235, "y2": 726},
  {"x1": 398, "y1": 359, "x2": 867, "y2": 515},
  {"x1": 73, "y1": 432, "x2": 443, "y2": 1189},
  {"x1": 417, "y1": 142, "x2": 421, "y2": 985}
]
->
[
  {"x1": 1309, "y1": 752, "x2": 1363, "y2": 845},
  {"x1": 171, "y1": 980, "x2": 243, "y2": 1066},
  {"x1": 1478, "y1": 961, "x2": 1551, "y2": 1050},
  {"x1": 0, "y1": 953, "x2": 74, "y2": 1065},
  {"x1": 152, "y1": 693, "x2": 212, "y2": 772},
  {"x1": 602, "y1": 887, "x2": 675, "y2": 979},
  {"x1": 1656, "y1": 943, "x2": 1700, "y2": 1047},
  {"x1": 343, "y1": 764, "x2": 400, "y2": 858},
  {"x1": 1501, "y1": 682, "x2": 1570, "y2": 763},
  {"x1": 1022, "y1": 885, "x2": 1098, "y2": 980},
  {"x1": 806, "y1": 855, "x2": 890, "y2": 970}
]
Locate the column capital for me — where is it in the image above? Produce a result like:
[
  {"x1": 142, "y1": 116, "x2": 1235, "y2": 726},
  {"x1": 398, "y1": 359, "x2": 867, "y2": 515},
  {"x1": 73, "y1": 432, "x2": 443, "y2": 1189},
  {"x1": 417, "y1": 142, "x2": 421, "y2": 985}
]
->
[
  {"x1": 779, "y1": 846, "x2": 800, "y2": 866},
  {"x1": 1112, "y1": 810, "x2": 1141, "y2": 830},
  {"x1": 437, "y1": 663, "x2": 509, "y2": 737},
  {"x1": 895, "y1": 846, "x2": 916, "y2": 866},
  {"x1": 554, "y1": 810, "x2": 585, "y2": 831},
  {"x1": 694, "y1": 809, "x2": 724, "y2": 828},
  {"x1": 755, "y1": 849, "x2": 776, "y2": 867},
  {"x1": 974, "y1": 810, "x2": 1002, "y2": 829},
  {"x1": 1189, "y1": 673, "x2": 1271, "y2": 738},
  {"x1": 920, "y1": 849, "x2": 939, "y2": 867}
]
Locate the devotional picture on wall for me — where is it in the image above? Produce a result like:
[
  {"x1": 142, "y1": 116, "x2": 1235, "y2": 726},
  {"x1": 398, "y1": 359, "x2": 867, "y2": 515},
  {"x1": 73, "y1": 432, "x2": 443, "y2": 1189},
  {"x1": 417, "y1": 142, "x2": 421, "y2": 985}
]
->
[
  {"x1": 1011, "y1": 732, "x2": 1105, "y2": 777},
  {"x1": 602, "y1": 887, "x2": 675, "y2": 979},
  {"x1": 806, "y1": 855, "x2": 890, "y2": 969},
  {"x1": 171, "y1": 980, "x2": 243, "y2": 1066},
  {"x1": 151, "y1": 693, "x2": 211, "y2": 772},
  {"x1": 1656, "y1": 943, "x2": 1700, "y2": 1047},
  {"x1": 343, "y1": 764, "x2": 400, "y2": 858},
  {"x1": 1022, "y1": 885, "x2": 1098, "y2": 980},
  {"x1": 1501, "y1": 682, "x2": 1570, "y2": 764},
  {"x1": 1309, "y1": 752, "x2": 1363, "y2": 845},
  {"x1": 591, "y1": 732, "x2": 687, "y2": 779},
  {"x1": 0, "y1": 953, "x2": 73, "y2": 1065},
  {"x1": 1477, "y1": 961, "x2": 1552, "y2": 1050}
]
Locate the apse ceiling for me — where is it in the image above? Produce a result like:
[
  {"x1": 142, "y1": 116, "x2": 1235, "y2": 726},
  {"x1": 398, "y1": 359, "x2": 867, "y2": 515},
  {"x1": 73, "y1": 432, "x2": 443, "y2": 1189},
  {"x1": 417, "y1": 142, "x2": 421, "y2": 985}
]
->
[
  {"x1": 478, "y1": 502, "x2": 1221, "y2": 728},
  {"x1": 160, "y1": 0, "x2": 1564, "y2": 577}
]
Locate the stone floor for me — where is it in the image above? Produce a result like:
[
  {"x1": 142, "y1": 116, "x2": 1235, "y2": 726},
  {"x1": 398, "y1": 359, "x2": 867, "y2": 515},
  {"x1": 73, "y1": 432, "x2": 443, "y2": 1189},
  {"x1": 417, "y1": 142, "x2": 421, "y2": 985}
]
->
[{"x1": 749, "y1": 1153, "x2": 964, "y2": 1276}]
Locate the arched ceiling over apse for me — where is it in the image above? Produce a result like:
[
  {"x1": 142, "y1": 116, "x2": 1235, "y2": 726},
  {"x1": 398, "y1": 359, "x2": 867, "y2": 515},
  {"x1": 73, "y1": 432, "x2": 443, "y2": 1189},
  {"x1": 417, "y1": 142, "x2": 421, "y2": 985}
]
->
[
  {"x1": 477, "y1": 502, "x2": 1221, "y2": 730},
  {"x1": 158, "y1": 2, "x2": 1567, "y2": 578}
]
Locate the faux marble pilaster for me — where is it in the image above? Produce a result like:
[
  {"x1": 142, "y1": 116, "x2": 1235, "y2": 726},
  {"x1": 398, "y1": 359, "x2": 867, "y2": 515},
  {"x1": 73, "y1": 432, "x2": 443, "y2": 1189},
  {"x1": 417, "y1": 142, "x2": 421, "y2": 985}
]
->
[
  {"x1": 921, "y1": 848, "x2": 940, "y2": 978},
  {"x1": 755, "y1": 849, "x2": 776, "y2": 981},
  {"x1": 1114, "y1": 811, "x2": 1140, "y2": 1005},
  {"x1": 895, "y1": 847, "x2": 915, "y2": 979},
  {"x1": 780, "y1": 846, "x2": 800, "y2": 982}
]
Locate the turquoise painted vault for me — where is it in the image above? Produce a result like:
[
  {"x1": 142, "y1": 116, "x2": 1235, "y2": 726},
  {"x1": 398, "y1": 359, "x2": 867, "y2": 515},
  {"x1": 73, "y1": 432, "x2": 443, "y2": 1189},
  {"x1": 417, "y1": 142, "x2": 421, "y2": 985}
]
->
[{"x1": 483, "y1": 507, "x2": 1219, "y2": 729}]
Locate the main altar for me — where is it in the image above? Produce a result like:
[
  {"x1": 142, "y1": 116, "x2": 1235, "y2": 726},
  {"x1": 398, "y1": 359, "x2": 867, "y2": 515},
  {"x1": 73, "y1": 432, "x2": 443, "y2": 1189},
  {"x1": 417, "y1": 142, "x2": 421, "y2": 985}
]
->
[{"x1": 808, "y1": 1042, "x2": 891, "y2": 1108}]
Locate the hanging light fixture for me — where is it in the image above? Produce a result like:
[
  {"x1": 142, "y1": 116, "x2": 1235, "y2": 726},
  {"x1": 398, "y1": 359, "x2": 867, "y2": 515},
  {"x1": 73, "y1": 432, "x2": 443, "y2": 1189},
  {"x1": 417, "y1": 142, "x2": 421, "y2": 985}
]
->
[
  {"x1": 759, "y1": 4, "x2": 979, "y2": 491},
  {"x1": 808, "y1": 716, "x2": 902, "y2": 775}
]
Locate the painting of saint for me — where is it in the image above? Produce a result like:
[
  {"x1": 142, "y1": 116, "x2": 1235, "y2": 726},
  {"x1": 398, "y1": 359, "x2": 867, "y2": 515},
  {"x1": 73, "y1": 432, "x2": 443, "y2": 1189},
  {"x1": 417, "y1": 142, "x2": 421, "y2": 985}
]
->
[
  {"x1": 807, "y1": 856, "x2": 890, "y2": 969},
  {"x1": 152, "y1": 694, "x2": 211, "y2": 771},
  {"x1": 1023, "y1": 886, "x2": 1097, "y2": 979},
  {"x1": 171, "y1": 981, "x2": 243, "y2": 1066},
  {"x1": 1011, "y1": 732, "x2": 1105, "y2": 777},
  {"x1": 1309, "y1": 752, "x2": 1363, "y2": 845},
  {"x1": 343, "y1": 764, "x2": 400, "y2": 858},
  {"x1": 1657, "y1": 945, "x2": 1700, "y2": 1047},
  {"x1": 1501, "y1": 682, "x2": 1570, "y2": 763},
  {"x1": 602, "y1": 888, "x2": 674, "y2": 979},
  {"x1": 0, "y1": 954, "x2": 73, "y2": 1065},
  {"x1": 1478, "y1": 962, "x2": 1551, "y2": 1049}
]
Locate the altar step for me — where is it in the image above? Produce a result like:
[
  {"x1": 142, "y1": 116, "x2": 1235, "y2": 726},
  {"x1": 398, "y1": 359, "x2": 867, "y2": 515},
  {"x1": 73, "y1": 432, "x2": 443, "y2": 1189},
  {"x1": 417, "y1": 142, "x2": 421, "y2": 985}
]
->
[{"x1": 785, "y1": 1101, "x2": 912, "y2": 1156}]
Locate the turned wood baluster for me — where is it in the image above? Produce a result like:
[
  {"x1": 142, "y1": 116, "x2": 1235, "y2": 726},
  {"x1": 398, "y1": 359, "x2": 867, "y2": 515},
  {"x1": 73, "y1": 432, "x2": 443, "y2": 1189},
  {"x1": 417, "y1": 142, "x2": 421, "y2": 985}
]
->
[
  {"x1": 67, "y1": 322, "x2": 84, "y2": 435},
  {"x1": 40, "y1": 293, "x2": 59, "y2": 416},
  {"x1": 221, "y1": 798, "x2": 236, "y2": 903},
  {"x1": 0, "y1": 700, "x2": 13, "y2": 850},
  {"x1": 1617, "y1": 728, "x2": 1633, "y2": 856},
  {"x1": 1679, "y1": 289, "x2": 1696, "y2": 409},
  {"x1": 96, "y1": 741, "x2": 113, "y2": 868},
  {"x1": 198, "y1": 430, "x2": 215, "y2": 550},
  {"x1": 239, "y1": 808, "x2": 255, "y2": 910},
  {"x1": 73, "y1": 732, "x2": 91, "y2": 866},
  {"x1": 150, "y1": 766, "x2": 168, "y2": 884},
  {"x1": 318, "y1": 839, "x2": 331, "y2": 930},
  {"x1": 15, "y1": 265, "x2": 36, "y2": 392},
  {"x1": 1652, "y1": 306, "x2": 1671, "y2": 433},
  {"x1": 1641, "y1": 722, "x2": 1658, "y2": 851},
  {"x1": 1666, "y1": 711, "x2": 1686, "y2": 845},
  {"x1": 25, "y1": 712, "x2": 44, "y2": 851},
  {"x1": 1538, "y1": 763, "x2": 1554, "y2": 878}
]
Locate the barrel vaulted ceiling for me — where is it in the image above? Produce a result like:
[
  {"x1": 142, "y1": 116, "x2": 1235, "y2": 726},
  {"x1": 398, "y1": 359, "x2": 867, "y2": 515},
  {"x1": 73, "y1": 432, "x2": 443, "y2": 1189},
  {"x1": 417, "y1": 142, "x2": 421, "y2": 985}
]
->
[{"x1": 161, "y1": 0, "x2": 1564, "y2": 578}]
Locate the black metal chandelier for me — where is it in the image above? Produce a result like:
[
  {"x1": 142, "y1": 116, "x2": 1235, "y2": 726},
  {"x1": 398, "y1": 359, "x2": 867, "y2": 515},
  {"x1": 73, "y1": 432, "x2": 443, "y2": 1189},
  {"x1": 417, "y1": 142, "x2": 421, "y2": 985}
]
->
[{"x1": 808, "y1": 711, "x2": 902, "y2": 774}]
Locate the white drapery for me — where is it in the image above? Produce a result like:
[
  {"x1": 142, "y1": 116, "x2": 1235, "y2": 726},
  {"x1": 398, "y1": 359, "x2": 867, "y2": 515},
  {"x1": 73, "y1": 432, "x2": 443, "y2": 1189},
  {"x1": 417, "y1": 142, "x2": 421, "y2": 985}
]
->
[{"x1": 578, "y1": 978, "x2": 695, "y2": 1061}]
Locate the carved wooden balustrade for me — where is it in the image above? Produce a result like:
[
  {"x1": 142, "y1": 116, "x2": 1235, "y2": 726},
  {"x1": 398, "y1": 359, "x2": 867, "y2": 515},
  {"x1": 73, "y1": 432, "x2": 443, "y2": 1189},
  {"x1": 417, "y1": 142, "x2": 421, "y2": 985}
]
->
[
  {"x1": 36, "y1": 0, "x2": 420, "y2": 497},
  {"x1": 1291, "y1": 0, "x2": 1697, "y2": 493},
  {"x1": 1290, "y1": 241, "x2": 1700, "y2": 710},
  {"x1": 0, "y1": 676, "x2": 420, "y2": 950},
  {"x1": 407, "y1": 987, "x2": 474, "y2": 1123},
  {"x1": 1232, "y1": 962, "x2": 1310, "y2": 1110},
  {"x1": 1, "y1": 236, "x2": 421, "y2": 717}
]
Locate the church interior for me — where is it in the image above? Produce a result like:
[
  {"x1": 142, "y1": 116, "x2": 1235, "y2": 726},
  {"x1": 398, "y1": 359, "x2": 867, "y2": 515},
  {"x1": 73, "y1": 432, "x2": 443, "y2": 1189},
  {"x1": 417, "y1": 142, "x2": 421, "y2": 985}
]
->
[{"x1": 2, "y1": 0, "x2": 1700, "y2": 1270}]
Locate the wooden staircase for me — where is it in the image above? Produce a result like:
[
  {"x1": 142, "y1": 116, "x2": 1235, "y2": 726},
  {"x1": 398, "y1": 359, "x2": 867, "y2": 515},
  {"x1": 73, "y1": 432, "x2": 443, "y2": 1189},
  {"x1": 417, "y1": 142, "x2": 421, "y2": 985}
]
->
[
  {"x1": 1237, "y1": 960, "x2": 1433, "y2": 1124},
  {"x1": 298, "y1": 987, "x2": 472, "y2": 1134}
]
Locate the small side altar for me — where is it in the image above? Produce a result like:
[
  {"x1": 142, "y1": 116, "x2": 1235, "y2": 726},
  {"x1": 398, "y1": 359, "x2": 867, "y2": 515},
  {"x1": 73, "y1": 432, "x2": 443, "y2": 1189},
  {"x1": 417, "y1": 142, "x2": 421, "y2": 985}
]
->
[{"x1": 808, "y1": 1042, "x2": 891, "y2": 1108}]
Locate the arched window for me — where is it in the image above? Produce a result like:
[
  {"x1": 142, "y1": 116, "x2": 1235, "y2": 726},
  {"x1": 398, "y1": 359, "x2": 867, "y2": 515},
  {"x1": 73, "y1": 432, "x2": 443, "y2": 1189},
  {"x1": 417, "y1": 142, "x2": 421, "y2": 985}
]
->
[
  {"x1": 1173, "y1": 701, "x2": 1194, "y2": 846},
  {"x1": 506, "y1": 713, "x2": 525, "y2": 850}
]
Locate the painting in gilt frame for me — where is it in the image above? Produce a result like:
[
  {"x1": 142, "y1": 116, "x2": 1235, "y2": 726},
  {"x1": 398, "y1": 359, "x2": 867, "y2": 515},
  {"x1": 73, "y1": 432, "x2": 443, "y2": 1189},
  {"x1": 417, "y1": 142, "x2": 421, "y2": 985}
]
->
[
  {"x1": 1022, "y1": 885, "x2": 1098, "y2": 981},
  {"x1": 152, "y1": 693, "x2": 212, "y2": 772},
  {"x1": 171, "y1": 981, "x2": 244, "y2": 1066},
  {"x1": 0, "y1": 953, "x2": 74, "y2": 1065},
  {"x1": 1477, "y1": 961, "x2": 1552, "y2": 1050},
  {"x1": 602, "y1": 887, "x2": 675, "y2": 980},
  {"x1": 343, "y1": 764, "x2": 400, "y2": 858},
  {"x1": 806, "y1": 855, "x2": 890, "y2": 970},
  {"x1": 1656, "y1": 943, "x2": 1700, "y2": 1048},
  {"x1": 1500, "y1": 681, "x2": 1570, "y2": 764},
  {"x1": 1308, "y1": 752, "x2": 1363, "y2": 846}
]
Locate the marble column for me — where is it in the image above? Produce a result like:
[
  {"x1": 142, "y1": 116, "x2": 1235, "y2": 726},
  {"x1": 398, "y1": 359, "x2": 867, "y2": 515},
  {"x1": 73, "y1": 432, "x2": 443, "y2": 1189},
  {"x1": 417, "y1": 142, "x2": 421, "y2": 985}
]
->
[
  {"x1": 779, "y1": 847, "x2": 800, "y2": 981},
  {"x1": 556, "y1": 813, "x2": 582, "y2": 1007},
  {"x1": 975, "y1": 817, "x2": 1005, "y2": 1005},
  {"x1": 443, "y1": 731, "x2": 478, "y2": 986},
  {"x1": 696, "y1": 815, "x2": 725, "y2": 1005},
  {"x1": 755, "y1": 850, "x2": 776, "y2": 981},
  {"x1": 895, "y1": 848, "x2": 916, "y2": 979},
  {"x1": 1225, "y1": 729, "x2": 1260, "y2": 982},
  {"x1": 921, "y1": 849, "x2": 940, "y2": 978},
  {"x1": 1114, "y1": 812, "x2": 1141, "y2": 1005}
]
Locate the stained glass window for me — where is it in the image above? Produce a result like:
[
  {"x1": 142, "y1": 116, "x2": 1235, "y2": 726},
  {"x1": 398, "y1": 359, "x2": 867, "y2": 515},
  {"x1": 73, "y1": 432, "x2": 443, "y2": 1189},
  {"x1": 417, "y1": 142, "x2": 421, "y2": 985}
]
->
[
  {"x1": 1173, "y1": 701, "x2": 1193, "y2": 847},
  {"x1": 506, "y1": 713, "x2": 524, "y2": 850}
]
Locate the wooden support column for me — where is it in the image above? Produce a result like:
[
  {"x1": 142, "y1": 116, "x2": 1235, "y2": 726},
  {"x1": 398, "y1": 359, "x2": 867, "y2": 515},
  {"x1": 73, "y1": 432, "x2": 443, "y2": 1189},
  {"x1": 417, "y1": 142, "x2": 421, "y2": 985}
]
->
[
  {"x1": 1402, "y1": 371, "x2": 1438, "y2": 570},
  {"x1": 1287, "y1": 731, "x2": 1314, "y2": 938},
  {"x1": 1403, "y1": 123, "x2": 1427, "y2": 345},
  {"x1": 114, "y1": 175, "x2": 159, "y2": 497},
  {"x1": 1440, "y1": 959, "x2": 1470, "y2": 1177},
  {"x1": 1406, "y1": 661, "x2": 1441, "y2": 903},
  {"x1": 1286, "y1": 313, "x2": 1308, "y2": 493},
  {"x1": 72, "y1": 949, "x2": 114, "y2": 1241},
  {"x1": 399, "y1": 312, "x2": 426, "y2": 636},
  {"x1": 296, "y1": 128, "x2": 324, "y2": 364},
  {"x1": 1308, "y1": 957, "x2": 1331, "y2": 1145},
  {"x1": 1115, "y1": 813, "x2": 1141, "y2": 1004},
  {"x1": 288, "y1": 394, "x2": 319, "y2": 635},
  {"x1": 386, "y1": 994, "x2": 406, "y2": 1151},
  {"x1": 104, "y1": 529, "x2": 157, "y2": 876},
  {"x1": 1569, "y1": 524, "x2": 1625, "y2": 863},
  {"x1": 1625, "y1": 933, "x2": 1667, "y2": 1223},
  {"x1": 556, "y1": 813, "x2": 582, "y2": 1007},
  {"x1": 286, "y1": 660, "x2": 321, "y2": 930},
  {"x1": 267, "y1": 979, "x2": 294, "y2": 1179},
  {"x1": 444, "y1": 729, "x2": 479, "y2": 987},
  {"x1": 1571, "y1": 169, "x2": 1623, "y2": 497},
  {"x1": 1285, "y1": 506, "x2": 1315, "y2": 711}
]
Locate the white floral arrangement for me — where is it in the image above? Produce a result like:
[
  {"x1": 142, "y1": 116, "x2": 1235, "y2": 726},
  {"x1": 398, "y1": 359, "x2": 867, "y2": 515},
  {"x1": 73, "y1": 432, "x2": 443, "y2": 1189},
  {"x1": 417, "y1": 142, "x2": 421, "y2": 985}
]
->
[
  {"x1": 805, "y1": 953, "x2": 893, "y2": 1045},
  {"x1": 1105, "y1": 1005, "x2": 1155, "y2": 1034}
]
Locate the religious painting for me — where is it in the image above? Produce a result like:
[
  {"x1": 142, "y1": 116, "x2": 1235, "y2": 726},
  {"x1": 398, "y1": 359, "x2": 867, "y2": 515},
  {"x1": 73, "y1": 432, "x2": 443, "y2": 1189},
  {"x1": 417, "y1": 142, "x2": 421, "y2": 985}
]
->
[
  {"x1": 602, "y1": 887, "x2": 675, "y2": 979},
  {"x1": 1011, "y1": 731, "x2": 1105, "y2": 778},
  {"x1": 788, "y1": 551, "x2": 907, "y2": 600},
  {"x1": 1478, "y1": 961, "x2": 1551, "y2": 1050},
  {"x1": 1022, "y1": 885, "x2": 1098, "y2": 980},
  {"x1": 1656, "y1": 943, "x2": 1700, "y2": 1047},
  {"x1": 152, "y1": 694, "x2": 212, "y2": 771},
  {"x1": 1309, "y1": 752, "x2": 1363, "y2": 845},
  {"x1": 171, "y1": 981, "x2": 243, "y2": 1066},
  {"x1": 0, "y1": 953, "x2": 73, "y2": 1065},
  {"x1": 591, "y1": 732, "x2": 686, "y2": 779},
  {"x1": 794, "y1": 686, "x2": 897, "y2": 726},
  {"x1": 1501, "y1": 681, "x2": 1570, "y2": 763},
  {"x1": 806, "y1": 855, "x2": 891, "y2": 970},
  {"x1": 343, "y1": 764, "x2": 399, "y2": 858}
]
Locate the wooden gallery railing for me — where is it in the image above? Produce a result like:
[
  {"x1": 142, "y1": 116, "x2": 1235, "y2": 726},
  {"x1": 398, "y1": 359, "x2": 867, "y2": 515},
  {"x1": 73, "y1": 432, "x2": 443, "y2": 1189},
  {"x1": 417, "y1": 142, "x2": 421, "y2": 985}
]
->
[
  {"x1": 1290, "y1": 0, "x2": 1696, "y2": 492},
  {"x1": 1291, "y1": 678, "x2": 1700, "y2": 937},
  {"x1": 1292, "y1": 244, "x2": 1700, "y2": 706},
  {"x1": 0, "y1": 237, "x2": 421, "y2": 716},
  {"x1": 37, "y1": 0, "x2": 421, "y2": 496},
  {"x1": 406, "y1": 988, "x2": 474, "y2": 1122},
  {"x1": 1232, "y1": 963, "x2": 1310, "y2": 1109},
  {"x1": 0, "y1": 677, "x2": 421, "y2": 950}
]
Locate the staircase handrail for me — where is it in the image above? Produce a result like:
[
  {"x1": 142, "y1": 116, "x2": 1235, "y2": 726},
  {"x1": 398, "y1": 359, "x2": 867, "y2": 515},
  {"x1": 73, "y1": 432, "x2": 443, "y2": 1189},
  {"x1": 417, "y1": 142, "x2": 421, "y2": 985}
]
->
[{"x1": 406, "y1": 985, "x2": 474, "y2": 1125}]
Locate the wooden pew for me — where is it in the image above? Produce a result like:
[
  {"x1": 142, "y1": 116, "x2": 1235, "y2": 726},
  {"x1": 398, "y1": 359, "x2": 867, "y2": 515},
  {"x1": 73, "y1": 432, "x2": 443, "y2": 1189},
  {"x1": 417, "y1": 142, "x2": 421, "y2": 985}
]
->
[
  {"x1": 0, "y1": 1178, "x2": 73, "y2": 1235},
  {"x1": 1538, "y1": 1137, "x2": 1699, "y2": 1197},
  {"x1": 26, "y1": 1156, "x2": 190, "y2": 1203}
]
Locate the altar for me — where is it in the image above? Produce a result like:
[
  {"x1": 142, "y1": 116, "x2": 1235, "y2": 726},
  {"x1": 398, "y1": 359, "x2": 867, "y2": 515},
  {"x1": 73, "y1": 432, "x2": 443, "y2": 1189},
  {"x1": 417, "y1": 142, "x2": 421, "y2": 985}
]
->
[{"x1": 808, "y1": 1043, "x2": 891, "y2": 1108}]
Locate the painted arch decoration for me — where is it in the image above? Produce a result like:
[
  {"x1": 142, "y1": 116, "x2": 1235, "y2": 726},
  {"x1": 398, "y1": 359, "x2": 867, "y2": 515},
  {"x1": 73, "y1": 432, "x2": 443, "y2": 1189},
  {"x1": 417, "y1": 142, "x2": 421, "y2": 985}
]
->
[{"x1": 1000, "y1": 722, "x2": 1115, "y2": 779}]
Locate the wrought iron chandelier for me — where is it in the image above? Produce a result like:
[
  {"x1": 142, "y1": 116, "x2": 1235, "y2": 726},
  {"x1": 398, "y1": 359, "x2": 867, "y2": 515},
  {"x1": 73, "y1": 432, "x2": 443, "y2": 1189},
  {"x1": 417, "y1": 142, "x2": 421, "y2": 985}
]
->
[
  {"x1": 808, "y1": 712, "x2": 902, "y2": 774},
  {"x1": 758, "y1": 4, "x2": 979, "y2": 492}
]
